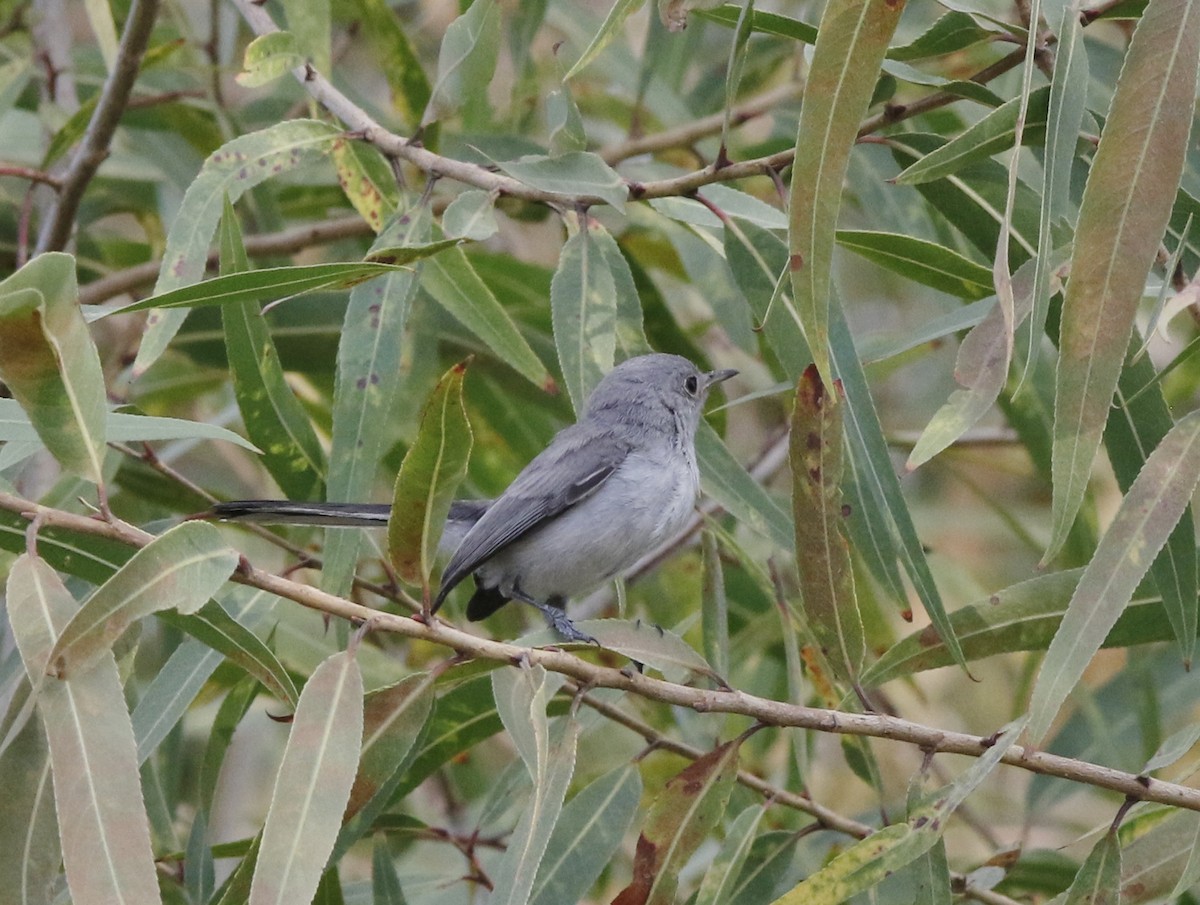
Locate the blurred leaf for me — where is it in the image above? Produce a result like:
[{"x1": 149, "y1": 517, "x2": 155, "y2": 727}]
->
[
  {"x1": 349, "y1": 0, "x2": 430, "y2": 127},
  {"x1": 790, "y1": 364, "x2": 863, "y2": 686},
  {"x1": 422, "y1": 246, "x2": 554, "y2": 389},
  {"x1": 387, "y1": 360, "x2": 473, "y2": 595},
  {"x1": 0, "y1": 252, "x2": 106, "y2": 483},
  {"x1": 185, "y1": 810, "x2": 216, "y2": 905},
  {"x1": 551, "y1": 216, "x2": 618, "y2": 413},
  {"x1": 497, "y1": 152, "x2": 628, "y2": 209},
  {"x1": 1145, "y1": 721, "x2": 1200, "y2": 773},
  {"x1": 1029, "y1": 409, "x2": 1200, "y2": 743},
  {"x1": 47, "y1": 521, "x2": 237, "y2": 680},
  {"x1": 7, "y1": 555, "x2": 162, "y2": 905},
  {"x1": 789, "y1": 0, "x2": 904, "y2": 382},
  {"x1": 249, "y1": 649, "x2": 364, "y2": 905},
  {"x1": 1048, "y1": 0, "x2": 1200, "y2": 560},
  {"x1": 423, "y1": 0, "x2": 500, "y2": 125},
  {"x1": 726, "y1": 831, "x2": 800, "y2": 903},
  {"x1": 136, "y1": 119, "x2": 344, "y2": 374},
  {"x1": 894, "y1": 87, "x2": 1050, "y2": 185},
  {"x1": 695, "y1": 804, "x2": 767, "y2": 905},
  {"x1": 720, "y1": 0, "x2": 756, "y2": 149},
  {"x1": 701, "y1": 529, "x2": 730, "y2": 679},
  {"x1": 611, "y1": 734, "x2": 743, "y2": 905},
  {"x1": 1117, "y1": 810, "x2": 1200, "y2": 900},
  {"x1": 565, "y1": 0, "x2": 647, "y2": 79},
  {"x1": 198, "y1": 679, "x2": 260, "y2": 812},
  {"x1": 443, "y1": 189, "x2": 499, "y2": 240},
  {"x1": 547, "y1": 81, "x2": 586, "y2": 154},
  {"x1": 372, "y1": 833, "x2": 408, "y2": 904},
  {"x1": 236, "y1": 32, "x2": 304, "y2": 87},
  {"x1": 835, "y1": 230, "x2": 995, "y2": 300},
  {"x1": 219, "y1": 199, "x2": 327, "y2": 501},
  {"x1": 696, "y1": 4, "x2": 817, "y2": 43},
  {"x1": 82, "y1": 0, "x2": 118, "y2": 71},
  {"x1": 281, "y1": 0, "x2": 331, "y2": 73},
  {"x1": 530, "y1": 764, "x2": 643, "y2": 905}
]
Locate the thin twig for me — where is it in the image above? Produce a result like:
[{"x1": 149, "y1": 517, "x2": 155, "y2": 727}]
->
[
  {"x1": 0, "y1": 165, "x2": 63, "y2": 187},
  {"x1": 4, "y1": 488, "x2": 1200, "y2": 817},
  {"x1": 35, "y1": 0, "x2": 161, "y2": 253}
]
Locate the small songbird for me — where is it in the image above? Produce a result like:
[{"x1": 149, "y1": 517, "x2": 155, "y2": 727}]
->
[{"x1": 212, "y1": 353, "x2": 737, "y2": 642}]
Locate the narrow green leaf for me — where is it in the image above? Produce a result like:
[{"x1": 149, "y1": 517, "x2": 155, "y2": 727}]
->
[
  {"x1": 443, "y1": 189, "x2": 499, "y2": 241},
  {"x1": 772, "y1": 720, "x2": 1024, "y2": 903},
  {"x1": 334, "y1": 673, "x2": 435, "y2": 859},
  {"x1": 235, "y1": 32, "x2": 304, "y2": 87},
  {"x1": 280, "y1": 0, "x2": 331, "y2": 74},
  {"x1": 135, "y1": 120, "x2": 344, "y2": 374},
  {"x1": 116, "y1": 262, "x2": 412, "y2": 314},
  {"x1": 1118, "y1": 810, "x2": 1200, "y2": 901},
  {"x1": 423, "y1": 0, "x2": 499, "y2": 125},
  {"x1": 697, "y1": 423, "x2": 794, "y2": 552},
  {"x1": 387, "y1": 360, "x2": 474, "y2": 597},
  {"x1": 530, "y1": 765, "x2": 643, "y2": 905},
  {"x1": 550, "y1": 216, "x2": 619, "y2": 414},
  {"x1": 324, "y1": 211, "x2": 425, "y2": 597},
  {"x1": 790, "y1": 364, "x2": 864, "y2": 686},
  {"x1": 158, "y1": 600, "x2": 299, "y2": 708},
  {"x1": 47, "y1": 521, "x2": 237, "y2": 680},
  {"x1": 219, "y1": 199, "x2": 327, "y2": 502},
  {"x1": 7, "y1": 555, "x2": 162, "y2": 905},
  {"x1": 1063, "y1": 831, "x2": 1121, "y2": 905},
  {"x1": 564, "y1": 0, "x2": 647, "y2": 79},
  {"x1": 835, "y1": 230, "x2": 994, "y2": 300},
  {"x1": 489, "y1": 665, "x2": 579, "y2": 905},
  {"x1": 695, "y1": 4, "x2": 817, "y2": 43},
  {"x1": 0, "y1": 677, "x2": 59, "y2": 905},
  {"x1": 701, "y1": 529, "x2": 730, "y2": 679},
  {"x1": 612, "y1": 735, "x2": 743, "y2": 905},
  {"x1": 185, "y1": 811, "x2": 216, "y2": 905},
  {"x1": 198, "y1": 679, "x2": 260, "y2": 812},
  {"x1": 886, "y1": 10, "x2": 996, "y2": 60},
  {"x1": 372, "y1": 834, "x2": 409, "y2": 905},
  {"x1": 547, "y1": 81, "x2": 586, "y2": 155},
  {"x1": 497, "y1": 152, "x2": 628, "y2": 209},
  {"x1": 695, "y1": 805, "x2": 767, "y2": 905},
  {"x1": 1030, "y1": 409, "x2": 1200, "y2": 743},
  {"x1": 788, "y1": 0, "x2": 905, "y2": 382},
  {"x1": 349, "y1": 0, "x2": 430, "y2": 128},
  {"x1": 720, "y1": 0, "x2": 756, "y2": 149},
  {"x1": 550, "y1": 619, "x2": 715, "y2": 683},
  {"x1": 1048, "y1": 0, "x2": 1200, "y2": 560},
  {"x1": 0, "y1": 253, "x2": 106, "y2": 483},
  {"x1": 82, "y1": 0, "x2": 118, "y2": 71},
  {"x1": 1110, "y1": 350, "x2": 1198, "y2": 666},
  {"x1": 331, "y1": 138, "x2": 399, "y2": 233},
  {"x1": 249, "y1": 650, "x2": 364, "y2": 905},
  {"x1": 421, "y1": 247, "x2": 554, "y2": 390},
  {"x1": 893, "y1": 87, "x2": 1051, "y2": 185}
]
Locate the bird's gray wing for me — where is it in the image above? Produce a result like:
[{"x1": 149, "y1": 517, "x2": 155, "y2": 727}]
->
[{"x1": 432, "y1": 425, "x2": 632, "y2": 610}]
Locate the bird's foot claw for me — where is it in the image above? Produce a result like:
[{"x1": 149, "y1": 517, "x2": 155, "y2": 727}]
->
[{"x1": 546, "y1": 611, "x2": 598, "y2": 646}]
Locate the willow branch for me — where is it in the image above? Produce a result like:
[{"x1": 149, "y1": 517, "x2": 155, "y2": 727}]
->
[
  {"x1": 3, "y1": 489, "x2": 1198, "y2": 817},
  {"x1": 35, "y1": 0, "x2": 161, "y2": 254}
]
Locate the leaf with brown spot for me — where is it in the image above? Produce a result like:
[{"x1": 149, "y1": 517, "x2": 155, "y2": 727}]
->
[
  {"x1": 790, "y1": 364, "x2": 864, "y2": 687},
  {"x1": 611, "y1": 735, "x2": 743, "y2": 905}
]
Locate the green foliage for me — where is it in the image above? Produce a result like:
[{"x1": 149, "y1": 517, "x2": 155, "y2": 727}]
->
[{"x1": 2, "y1": 0, "x2": 1200, "y2": 903}]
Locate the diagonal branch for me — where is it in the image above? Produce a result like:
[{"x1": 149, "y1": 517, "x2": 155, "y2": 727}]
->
[
  {"x1": 3, "y1": 488, "x2": 1199, "y2": 817},
  {"x1": 35, "y1": 0, "x2": 161, "y2": 254}
]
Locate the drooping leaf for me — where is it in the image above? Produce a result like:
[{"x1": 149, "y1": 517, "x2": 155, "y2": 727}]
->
[
  {"x1": 1063, "y1": 830, "x2": 1122, "y2": 905},
  {"x1": 835, "y1": 230, "x2": 994, "y2": 300},
  {"x1": 564, "y1": 0, "x2": 648, "y2": 79},
  {"x1": 790, "y1": 364, "x2": 864, "y2": 686},
  {"x1": 0, "y1": 252, "x2": 106, "y2": 483},
  {"x1": 423, "y1": 0, "x2": 500, "y2": 125},
  {"x1": 7, "y1": 555, "x2": 163, "y2": 905},
  {"x1": 1029, "y1": 409, "x2": 1200, "y2": 743},
  {"x1": 550, "y1": 215, "x2": 619, "y2": 414},
  {"x1": 611, "y1": 734, "x2": 743, "y2": 905},
  {"x1": 235, "y1": 32, "x2": 304, "y2": 87},
  {"x1": 387, "y1": 360, "x2": 474, "y2": 598},
  {"x1": 1048, "y1": 0, "x2": 1200, "y2": 560},
  {"x1": 788, "y1": 0, "x2": 905, "y2": 382},
  {"x1": 496, "y1": 152, "x2": 628, "y2": 209},
  {"x1": 249, "y1": 649, "x2": 364, "y2": 905}
]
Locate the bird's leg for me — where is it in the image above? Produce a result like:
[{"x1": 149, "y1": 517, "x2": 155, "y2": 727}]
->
[{"x1": 509, "y1": 586, "x2": 598, "y2": 646}]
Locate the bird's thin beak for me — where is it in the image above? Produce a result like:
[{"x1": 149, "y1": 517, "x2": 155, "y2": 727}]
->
[{"x1": 705, "y1": 368, "x2": 738, "y2": 388}]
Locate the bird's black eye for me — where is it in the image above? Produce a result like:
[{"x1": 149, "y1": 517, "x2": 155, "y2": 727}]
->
[{"x1": 684, "y1": 374, "x2": 699, "y2": 395}]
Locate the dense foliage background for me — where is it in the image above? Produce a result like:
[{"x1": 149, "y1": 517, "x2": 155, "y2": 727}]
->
[{"x1": 2, "y1": 0, "x2": 1200, "y2": 902}]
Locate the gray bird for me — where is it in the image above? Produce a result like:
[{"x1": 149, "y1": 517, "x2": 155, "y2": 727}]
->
[{"x1": 211, "y1": 353, "x2": 737, "y2": 642}]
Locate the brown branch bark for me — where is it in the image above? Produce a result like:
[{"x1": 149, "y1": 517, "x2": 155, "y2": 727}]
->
[
  {"x1": 35, "y1": 0, "x2": 161, "y2": 254},
  {"x1": 4, "y1": 488, "x2": 1199, "y2": 818}
]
